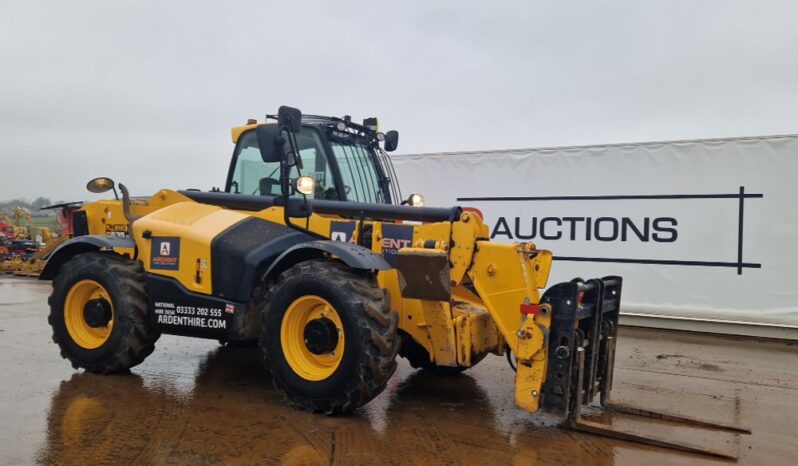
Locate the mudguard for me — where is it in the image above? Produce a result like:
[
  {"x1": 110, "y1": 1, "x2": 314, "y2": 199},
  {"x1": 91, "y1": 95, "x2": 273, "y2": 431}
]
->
[
  {"x1": 39, "y1": 235, "x2": 136, "y2": 280},
  {"x1": 211, "y1": 218, "x2": 391, "y2": 303},
  {"x1": 261, "y1": 240, "x2": 391, "y2": 285}
]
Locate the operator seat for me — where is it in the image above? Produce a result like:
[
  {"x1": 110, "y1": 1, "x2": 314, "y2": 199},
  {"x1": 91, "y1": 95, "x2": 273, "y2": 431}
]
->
[{"x1": 259, "y1": 177, "x2": 280, "y2": 196}]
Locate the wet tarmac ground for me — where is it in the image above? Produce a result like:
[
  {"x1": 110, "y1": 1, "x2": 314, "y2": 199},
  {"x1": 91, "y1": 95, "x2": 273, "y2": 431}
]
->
[{"x1": 1, "y1": 275, "x2": 797, "y2": 465}]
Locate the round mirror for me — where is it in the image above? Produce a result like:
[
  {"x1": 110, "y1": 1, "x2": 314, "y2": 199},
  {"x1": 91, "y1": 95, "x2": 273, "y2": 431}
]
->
[{"x1": 86, "y1": 177, "x2": 116, "y2": 194}]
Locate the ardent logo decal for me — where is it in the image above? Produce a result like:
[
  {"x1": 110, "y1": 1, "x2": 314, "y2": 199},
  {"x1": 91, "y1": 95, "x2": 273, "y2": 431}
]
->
[
  {"x1": 151, "y1": 237, "x2": 180, "y2": 270},
  {"x1": 380, "y1": 224, "x2": 413, "y2": 266},
  {"x1": 330, "y1": 222, "x2": 356, "y2": 244},
  {"x1": 330, "y1": 221, "x2": 413, "y2": 266},
  {"x1": 330, "y1": 231, "x2": 351, "y2": 243}
]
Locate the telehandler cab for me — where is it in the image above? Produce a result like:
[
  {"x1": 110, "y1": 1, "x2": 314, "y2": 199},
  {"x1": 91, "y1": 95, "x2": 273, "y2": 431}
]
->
[{"x1": 41, "y1": 106, "x2": 749, "y2": 459}]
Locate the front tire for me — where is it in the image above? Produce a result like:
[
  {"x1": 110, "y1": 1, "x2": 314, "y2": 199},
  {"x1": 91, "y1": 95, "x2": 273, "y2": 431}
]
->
[
  {"x1": 261, "y1": 260, "x2": 399, "y2": 414},
  {"x1": 48, "y1": 253, "x2": 159, "y2": 373}
]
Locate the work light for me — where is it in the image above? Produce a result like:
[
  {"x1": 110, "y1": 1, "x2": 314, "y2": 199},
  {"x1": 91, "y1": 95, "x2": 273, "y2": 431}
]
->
[
  {"x1": 407, "y1": 193, "x2": 425, "y2": 207},
  {"x1": 295, "y1": 176, "x2": 315, "y2": 196}
]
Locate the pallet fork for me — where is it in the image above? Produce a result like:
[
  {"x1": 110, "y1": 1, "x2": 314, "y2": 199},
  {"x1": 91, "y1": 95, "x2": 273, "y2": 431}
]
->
[{"x1": 541, "y1": 277, "x2": 751, "y2": 460}]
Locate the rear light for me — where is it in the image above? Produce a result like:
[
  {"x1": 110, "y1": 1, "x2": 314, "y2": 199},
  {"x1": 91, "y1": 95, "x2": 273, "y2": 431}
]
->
[
  {"x1": 462, "y1": 207, "x2": 483, "y2": 220},
  {"x1": 520, "y1": 303, "x2": 541, "y2": 315},
  {"x1": 72, "y1": 211, "x2": 89, "y2": 237}
]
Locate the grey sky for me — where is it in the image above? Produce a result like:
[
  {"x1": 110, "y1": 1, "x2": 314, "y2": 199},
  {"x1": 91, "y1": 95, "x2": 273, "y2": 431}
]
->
[{"x1": 1, "y1": 1, "x2": 796, "y2": 201}]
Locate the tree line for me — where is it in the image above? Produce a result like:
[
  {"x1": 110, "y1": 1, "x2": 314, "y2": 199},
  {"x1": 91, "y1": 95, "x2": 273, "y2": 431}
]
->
[{"x1": 0, "y1": 197, "x2": 65, "y2": 216}]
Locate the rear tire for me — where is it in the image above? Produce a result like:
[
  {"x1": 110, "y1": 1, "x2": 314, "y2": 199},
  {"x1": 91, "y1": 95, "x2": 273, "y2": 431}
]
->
[
  {"x1": 48, "y1": 253, "x2": 159, "y2": 373},
  {"x1": 261, "y1": 260, "x2": 399, "y2": 414}
]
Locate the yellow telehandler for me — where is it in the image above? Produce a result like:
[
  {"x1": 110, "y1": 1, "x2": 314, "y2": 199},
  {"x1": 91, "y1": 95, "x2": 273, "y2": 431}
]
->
[{"x1": 40, "y1": 107, "x2": 749, "y2": 459}]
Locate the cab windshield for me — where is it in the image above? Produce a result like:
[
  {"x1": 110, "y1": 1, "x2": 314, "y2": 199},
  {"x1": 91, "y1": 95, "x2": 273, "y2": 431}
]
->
[
  {"x1": 228, "y1": 126, "x2": 389, "y2": 203},
  {"x1": 327, "y1": 131, "x2": 387, "y2": 204}
]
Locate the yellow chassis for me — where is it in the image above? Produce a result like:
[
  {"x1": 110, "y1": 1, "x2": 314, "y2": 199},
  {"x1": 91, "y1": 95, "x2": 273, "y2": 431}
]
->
[{"x1": 74, "y1": 190, "x2": 556, "y2": 413}]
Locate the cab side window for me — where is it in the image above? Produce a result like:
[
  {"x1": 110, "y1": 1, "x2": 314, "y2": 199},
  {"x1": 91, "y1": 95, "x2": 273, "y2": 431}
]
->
[
  {"x1": 230, "y1": 132, "x2": 281, "y2": 195},
  {"x1": 230, "y1": 129, "x2": 338, "y2": 199}
]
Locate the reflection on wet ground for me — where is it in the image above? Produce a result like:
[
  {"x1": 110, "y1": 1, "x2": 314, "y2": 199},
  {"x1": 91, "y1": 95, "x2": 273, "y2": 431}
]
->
[
  {"x1": 2, "y1": 276, "x2": 797, "y2": 465},
  {"x1": 33, "y1": 347, "x2": 575, "y2": 466}
]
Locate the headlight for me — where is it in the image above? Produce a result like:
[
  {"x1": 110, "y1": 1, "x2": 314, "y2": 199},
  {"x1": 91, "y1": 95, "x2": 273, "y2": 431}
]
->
[
  {"x1": 376, "y1": 132, "x2": 386, "y2": 142},
  {"x1": 407, "y1": 193, "x2": 425, "y2": 207},
  {"x1": 336, "y1": 121, "x2": 347, "y2": 131},
  {"x1": 294, "y1": 176, "x2": 315, "y2": 196}
]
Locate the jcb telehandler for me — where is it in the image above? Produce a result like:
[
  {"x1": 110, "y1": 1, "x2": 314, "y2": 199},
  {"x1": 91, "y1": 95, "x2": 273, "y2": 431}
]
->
[{"x1": 41, "y1": 106, "x2": 749, "y2": 459}]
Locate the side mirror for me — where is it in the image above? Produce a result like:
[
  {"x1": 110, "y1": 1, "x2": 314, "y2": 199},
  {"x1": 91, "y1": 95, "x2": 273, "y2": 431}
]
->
[
  {"x1": 86, "y1": 177, "x2": 115, "y2": 194},
  {"x1": 86, "y1": 177, "x2": 119, "y2": 199},
  {"x1": 278, "y1": 106, "x2": 302, "y2": 133},
  {"x1": 384, "y1": 130, "x2": 399, "y2": 152},
  {"x1": 256, "y1": 124, "x2": 283, "y2": 163}
]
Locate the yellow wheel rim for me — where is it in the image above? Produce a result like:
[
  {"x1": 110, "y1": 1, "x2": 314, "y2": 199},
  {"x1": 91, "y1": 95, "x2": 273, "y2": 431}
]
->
[
  {"x1": 280, "y1": 295, "x2": 345, "y2": 381},
  {"x1": 64, "y1": 279, "x2": 114, "y2": 350}
]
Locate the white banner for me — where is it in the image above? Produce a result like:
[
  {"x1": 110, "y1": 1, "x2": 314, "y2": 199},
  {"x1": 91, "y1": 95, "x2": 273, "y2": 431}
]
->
[{"x1": 392, "y1": 135, "x2": 798, "y2": 328}]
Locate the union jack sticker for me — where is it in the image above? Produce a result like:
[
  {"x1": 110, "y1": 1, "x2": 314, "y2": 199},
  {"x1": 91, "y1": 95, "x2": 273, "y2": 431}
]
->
[{"x1": 225, "y1": 303, "x2": 236, "y2": 314}]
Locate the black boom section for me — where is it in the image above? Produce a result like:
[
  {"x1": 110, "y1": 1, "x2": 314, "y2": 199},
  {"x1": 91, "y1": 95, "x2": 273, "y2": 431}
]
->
[
  {"x1": 211, "y1": 217, "x2": 313, "y2": 301},
  {"x1": 178, "y1": 190, "x2": 462, "y2": 223}
]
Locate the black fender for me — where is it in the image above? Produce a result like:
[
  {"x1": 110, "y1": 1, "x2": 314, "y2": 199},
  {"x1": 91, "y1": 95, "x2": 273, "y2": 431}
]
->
[
  {"x1": 262, "y1": 240, "x2": 391, "y2": 286},
  {"x1": 211, "y1": 217, "x2": 392, "y2": 303},
  {"x1": 218, "y1": 238, "x2": 391, "y2": 303},
  {"x1": 39, "y1": 235, "x2": 137, "y2": 280}
]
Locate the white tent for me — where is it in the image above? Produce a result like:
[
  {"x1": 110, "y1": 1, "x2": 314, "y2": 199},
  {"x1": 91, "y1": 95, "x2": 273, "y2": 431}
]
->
[{"x1": 392, "y1": 134, "x2": 798, "y2": 339}]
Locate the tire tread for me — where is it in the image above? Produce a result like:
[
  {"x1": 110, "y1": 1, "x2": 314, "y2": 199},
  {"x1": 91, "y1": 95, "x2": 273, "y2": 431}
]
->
[
  {"x1": 261, "y1": 259, "x2": 399, "y2": 414},
  {"x1": 48, "y1": 253, "x2": 159, "y2": 374}
]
